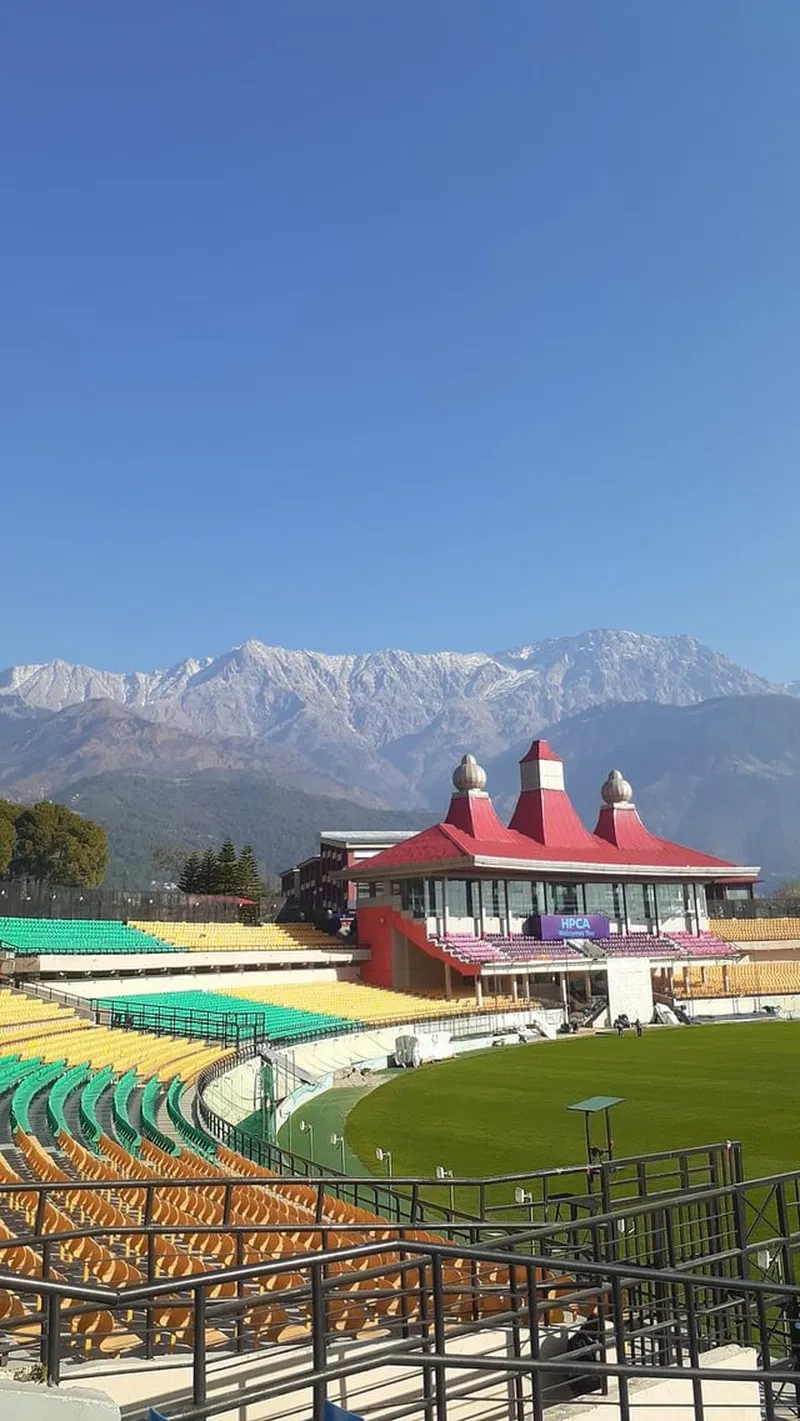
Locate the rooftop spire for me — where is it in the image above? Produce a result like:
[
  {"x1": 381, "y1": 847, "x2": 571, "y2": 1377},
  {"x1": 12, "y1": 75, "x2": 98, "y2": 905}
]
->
[
  {"x1": 451, "y1": 752, "x2": 488, "y2": 796},
  {"x1": 601, "y1": 769, "x2": 634, "y2": 807},
  {"x1": 444, "y1": 751, "x2": 516, "y2": 841}
]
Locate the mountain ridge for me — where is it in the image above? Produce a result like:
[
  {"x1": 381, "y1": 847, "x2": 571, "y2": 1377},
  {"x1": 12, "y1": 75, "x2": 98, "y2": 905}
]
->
[{"x1": 0, "y1": 630, "x2": 785, "y2": 804}]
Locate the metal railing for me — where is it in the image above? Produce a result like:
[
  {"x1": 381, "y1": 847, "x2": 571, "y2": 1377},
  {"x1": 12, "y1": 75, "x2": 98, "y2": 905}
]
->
[{"x1": 0, "y1": 1205, "x2": 797, "y2": 1420}]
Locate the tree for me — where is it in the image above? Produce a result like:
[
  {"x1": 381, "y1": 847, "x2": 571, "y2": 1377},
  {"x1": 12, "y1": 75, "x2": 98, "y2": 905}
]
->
[
  {"x1": 216, "y1": 838, "x2": 239, "y2": 895},
  {"x1": 770, "y1": 880, "x2": 800, "y2": 909},
  {"x1": 0, "y1": 818, "x2": 14, "y2": 877},
  {"x1": 178, "y1": 852, "x2": 202, "y2": 893},
  {"x1": 10, "y1": 801, "x2": 108, "y2": 888},
  {"x1": 236, "y1": 844, "x2": 264, "y2": 901},
  {"x1": 152, "y1": 843, "x2": 190, "y2": 881},
  {"x1": 197, "y1": 849, "x2": 219, "y2": 895},
  {"x1": 0, "y1": 800, "x2": 22, "y2": 876}
]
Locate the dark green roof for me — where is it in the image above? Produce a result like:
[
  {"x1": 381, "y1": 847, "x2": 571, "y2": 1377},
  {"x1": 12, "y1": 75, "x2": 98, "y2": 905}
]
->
[{"x1": 567, "y1": 1095, "x2": 625, "y2": 1114}]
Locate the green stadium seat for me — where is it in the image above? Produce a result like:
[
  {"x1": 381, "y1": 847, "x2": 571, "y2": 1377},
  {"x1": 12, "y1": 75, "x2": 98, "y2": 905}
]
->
[
  {"x1": 79, "y1": 1066, "x2": 115, "y2": 1151},
  {"x1": 0, "y1": 917, "x2": 178, "y2": 955},
  {"x1": 140, "y1": 1075, "x2": 179, "y2": 1157},
  {"x1": 11, "y1": 1061, "x2": 65, "y2": 1137},
  {"x1": 112, "y1": 1069, "x2": 142, "y2": 1152},
  {"x1": 46, "y1": 1063, "x2": 91, "y2": 1139},
  {"x1": 166, "y1": 1076, "x2": 216, "y2": 1159},
  {"x1": 95, "y1": 989, "x2": 359, "y2": 1045}
]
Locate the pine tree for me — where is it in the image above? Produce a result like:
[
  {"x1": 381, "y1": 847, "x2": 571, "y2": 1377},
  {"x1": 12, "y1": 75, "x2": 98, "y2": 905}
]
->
[
  {"x1": 197, "y1": 849, "x2": 219, "y2": 895},
  {"x1": 216, "y1": 838, "x2": 239, "y2": 895},
  {"x1": 178, "y1": 851, "x2": 202, "y2": 893},
  {"x1": 236, "y1": 844, "x2": 264, "y2": 901}
]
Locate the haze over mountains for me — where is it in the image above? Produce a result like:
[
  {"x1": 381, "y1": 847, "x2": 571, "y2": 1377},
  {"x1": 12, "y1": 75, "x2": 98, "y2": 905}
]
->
[{"x1": 0, "y1": 631, "x2": 798, "y2": 884}]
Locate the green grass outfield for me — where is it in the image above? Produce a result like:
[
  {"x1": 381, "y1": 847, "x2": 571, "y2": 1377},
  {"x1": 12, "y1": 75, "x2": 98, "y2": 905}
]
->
[{"x1": 345, "y1": 1022, "x2": 800, "y2": 1181}]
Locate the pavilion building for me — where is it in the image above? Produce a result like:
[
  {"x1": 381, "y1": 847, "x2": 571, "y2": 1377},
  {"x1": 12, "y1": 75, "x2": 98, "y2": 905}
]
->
[{"x1": 345, "y1": 741, "x2": 758, "y2": 1022}]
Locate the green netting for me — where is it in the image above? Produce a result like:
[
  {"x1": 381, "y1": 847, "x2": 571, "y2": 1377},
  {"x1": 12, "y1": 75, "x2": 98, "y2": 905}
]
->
[
  {"x1": 166, "y1": 1077, "x2": 216, "y2": 1160},
  {"x1": 141, "y1": 1075, "x2": 179, "y2": 1156},
  {"x1": 112, "y1": 1070, "x2": 141, "y2": 1152},
  {"x1": 0, "y1": 918, "x2": 177, "y2": 955},
  {"x1": 11, "y1": 1061, "x2": 65, "y2": 1136},
  {"x1": 95, "y1": 989, "x2": 358, "y2": 1045},
  {"x1": 79, "y1": 1066, "x2": 115, "y2": 1151},
  {"x1": 47, "y1": 1063, "x2": 91, "y2": 1139}
]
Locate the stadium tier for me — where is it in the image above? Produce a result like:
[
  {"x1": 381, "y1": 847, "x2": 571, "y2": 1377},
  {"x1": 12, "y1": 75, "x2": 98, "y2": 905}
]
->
[
  {"x1": 712, "y1": 916, "x2": 800, "y2": 941},
  {"x1": 0, "y1": 917, "x2": 176, "y2": 954},
  {"x1": 127, "y1": 920, "x2": 339, "y2": 951},
  {"x1": 0, "y1": 1035, "x2": 569, "y2": 1362},
  {"x1": 96, "y1": 988, "x2": 358, "y2": 1043},
  {"x1": 668, "y1": 930, "x2": 737, "y2": 957},
  {"x1": 0, "y1": 991, "x2": 228, "y2": 1082},
  {"x1": 221, "y1": 981, "x2": 525, "y2": 1023},
  {"x1": 674, "y1": 961, "x2": 800, "y2": 998}
]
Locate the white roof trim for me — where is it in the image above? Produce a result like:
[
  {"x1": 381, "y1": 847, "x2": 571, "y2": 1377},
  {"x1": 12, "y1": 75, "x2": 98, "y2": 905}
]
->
[
  {"x1": 470, "y1": 855, "x2": 759, "y2": 880},
  {"x1": 346, "y1": 857, "x2": 759, "y2": 882}
]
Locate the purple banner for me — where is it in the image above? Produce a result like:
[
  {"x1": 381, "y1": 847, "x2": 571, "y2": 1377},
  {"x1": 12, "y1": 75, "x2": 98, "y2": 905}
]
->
[{"x1": 534, "y1": 914, "x2": 609, "y2": 940}]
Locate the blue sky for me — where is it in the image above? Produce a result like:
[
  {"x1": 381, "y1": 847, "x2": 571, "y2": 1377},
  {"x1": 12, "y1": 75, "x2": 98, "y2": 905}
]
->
[{"x1": 2, "y1": 2, "x2": 799, "y2": 679}]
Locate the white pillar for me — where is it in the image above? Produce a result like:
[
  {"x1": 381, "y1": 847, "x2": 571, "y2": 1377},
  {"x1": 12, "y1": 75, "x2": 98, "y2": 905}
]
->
[
  {"x1": 475, "y1": 975, "x2": 484, "y2": 1008},
  {"x1": 442, "y1": 878, "x2": 449, "y2": 939}
]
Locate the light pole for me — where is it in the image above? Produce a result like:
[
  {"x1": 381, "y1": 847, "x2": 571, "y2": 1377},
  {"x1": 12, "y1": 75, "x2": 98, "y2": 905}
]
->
[
  {"x1": 257, "y1": 1051, "x2": 272, "y2": 1141},
  {"x1": 375, "y1": 1146, "x2": 393, "y2": 1176},
  {"x1": 515, "y1": 1186, "x2": 534, "y2": 1226},
  {"x1": 330, "y1": 1131, "x2": 346, "y2": 1172},
  {"x1": 298, "y1": 1119, "x2": 314, "y2": 1162},
  {"x1": 436, "y1": 1164, "x2": 455, "y2": 1216}
]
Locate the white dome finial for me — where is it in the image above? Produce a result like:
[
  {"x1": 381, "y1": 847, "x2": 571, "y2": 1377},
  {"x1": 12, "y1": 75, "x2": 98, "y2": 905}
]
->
[
  {"x1": 601, "y1": 769, "x2": 633, "y2": 806},
  {"x1": 452, "y1": 753, "x2": 488, "y2": 794}
]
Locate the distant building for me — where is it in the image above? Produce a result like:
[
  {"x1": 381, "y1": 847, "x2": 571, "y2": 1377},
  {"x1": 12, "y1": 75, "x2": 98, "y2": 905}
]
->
[{"x1": 280, "y1": 831, "x2": 417, "y2": 916}]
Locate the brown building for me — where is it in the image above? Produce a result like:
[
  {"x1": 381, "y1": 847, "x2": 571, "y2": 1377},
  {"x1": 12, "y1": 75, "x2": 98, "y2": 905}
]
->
[{"x1": 281, "y1": 831, "x2": 416, "y2": 916}]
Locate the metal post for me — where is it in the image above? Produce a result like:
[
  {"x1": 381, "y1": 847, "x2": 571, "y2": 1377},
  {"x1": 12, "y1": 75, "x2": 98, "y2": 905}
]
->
[
  {"x1": 311, "y1": 1261, "x2": 328, "y2": 1421},
  {"x1": 193, "y1": 1285, "x2": 207, "y2": 1408},
  {"x1": 683, "y1": 1278, "x2": 706, "y2": 1421},
  {"x1": 526, "y1": 1262, "x2": 545, "y2": 1421},
  {"x1": 430, "y1": 1254, "x2": 448, "y2": 1421},
  {"x1": 610, "y1": 1273, "x2": 631, "y2": 1421},
  {"x1": 508, "y1": 1261, "x2": 525, "y2": 1421},
  {"x1": 756, "y1": 1285, "x2": 776, "y2": 1421},
  {"x1": 46, "y1": 1293, "x2": 61, "y2": 1387}
]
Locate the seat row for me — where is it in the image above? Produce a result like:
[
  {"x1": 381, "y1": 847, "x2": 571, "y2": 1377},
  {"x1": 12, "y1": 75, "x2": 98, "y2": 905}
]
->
[
  {"x1": 128, "y1": 920, "x2": 339, "y2": 951},
  {"x1": 674, "y1": 962, "x2": 800, "y2": 999},
  {"x1": 97, "y1": 988, "x2": 355, "y2": 1044},
  {"x1": 0, "y1": 918, "x2": 176, "y2": 955},
  {"x1": 222, "y1": 982, "x2": 486, "y2": 1025},
  {"x1": 0, "y1": 1062, "x2": 591, "y2": 1360}
]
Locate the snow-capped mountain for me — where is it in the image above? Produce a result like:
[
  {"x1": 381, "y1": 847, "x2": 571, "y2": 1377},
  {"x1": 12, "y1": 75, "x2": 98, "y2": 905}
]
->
[{"x1": 0, "y1": 631, "x2": 780, "y2": 805}]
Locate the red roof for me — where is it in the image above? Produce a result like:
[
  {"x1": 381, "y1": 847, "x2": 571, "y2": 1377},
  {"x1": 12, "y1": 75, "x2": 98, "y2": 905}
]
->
[
  {"x1": 520, "y1": 739, "x2": 562, "y2": 763},
  {"x1": 358, "y1": 739, "x2": 750, "y2": 876},
  {"x1": 444, "y1": 790, "x2": 518, "y2": 842},
  {"x1": 593, "y1": 804, "x2": 734, "y2": 870}
]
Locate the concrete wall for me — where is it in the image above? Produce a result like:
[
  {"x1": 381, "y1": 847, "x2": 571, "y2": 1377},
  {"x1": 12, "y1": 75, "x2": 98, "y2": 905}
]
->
[
  {"x1": 0, "y1": 1380, "x2": 118, "y2": 1421},
  {"x1": 682, "y1": 993, "x2": 800, "y2": 1019},
  {"x1": 52, "y1": 965, "x2": 361, "y2": 1000}
]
